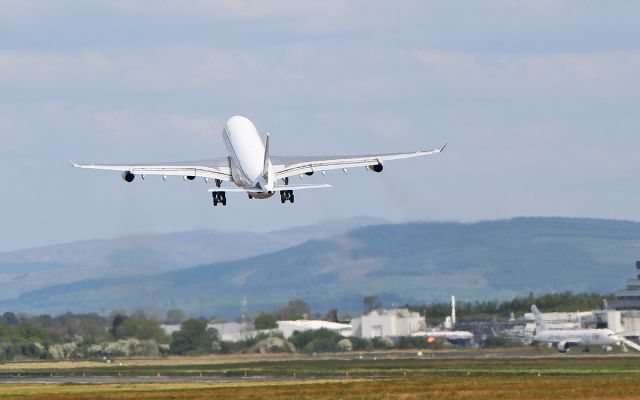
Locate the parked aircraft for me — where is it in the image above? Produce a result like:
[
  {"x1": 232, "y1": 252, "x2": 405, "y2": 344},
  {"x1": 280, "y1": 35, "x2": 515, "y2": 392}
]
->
[
  {"x1": 71, "y1": 116, "x2": 446, "y2": 206},
  {"x1": 413, "y1": 295, "x2": 473, "y2": 345},
  {"x1": 531, "y1": 305, "x2": 620, "y2": 352}
]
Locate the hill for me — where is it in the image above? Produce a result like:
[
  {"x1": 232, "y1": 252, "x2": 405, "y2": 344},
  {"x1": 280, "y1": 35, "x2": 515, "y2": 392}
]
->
[
  {"x1": 3, "y1": 217, "x2": 639, "y2": 316},
  {"x1": 0, "y1": 216, "x2": 384, "y2": 301}
]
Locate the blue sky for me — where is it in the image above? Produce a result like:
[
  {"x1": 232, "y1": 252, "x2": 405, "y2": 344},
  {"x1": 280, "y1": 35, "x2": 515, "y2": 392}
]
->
[{"x1": 1, "y1": 1, "x2": 639, "y2": 251}]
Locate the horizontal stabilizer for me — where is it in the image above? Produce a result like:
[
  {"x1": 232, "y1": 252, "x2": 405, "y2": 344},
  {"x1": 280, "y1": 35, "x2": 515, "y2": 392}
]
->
[
  {"x1": 275, "y1": 184, "x2": 332, "y2": 191},
  {"x1": 208, "y1": 183, "x2": 331, "y2": 193}
]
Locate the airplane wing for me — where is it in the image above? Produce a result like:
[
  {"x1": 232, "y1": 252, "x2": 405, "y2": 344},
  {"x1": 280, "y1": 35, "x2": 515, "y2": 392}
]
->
[
  {"x1": 271, "y1": 144, "x2": 446, "y2": 180},
  {"x1": 70, "y1": 157, "x2": 232, "y2": 181}
]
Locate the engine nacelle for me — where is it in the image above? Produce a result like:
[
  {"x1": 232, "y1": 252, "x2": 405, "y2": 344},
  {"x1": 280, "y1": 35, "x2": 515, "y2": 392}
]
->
[
  {"x1": 557, "y1": 341, "x2": 570, "y2": 353},
  {"x1": 121, "y1": 171, "x2": 135, "y2": 182},
  {"x1": 305, "y1": 171, "x2": 314, "y2": 176},
  {"x1": 185, "y1": 175, "x2": 196, "y2": 181},
  {"x1": 368, "y1": 163, "x2": 384, "y2": 173}
]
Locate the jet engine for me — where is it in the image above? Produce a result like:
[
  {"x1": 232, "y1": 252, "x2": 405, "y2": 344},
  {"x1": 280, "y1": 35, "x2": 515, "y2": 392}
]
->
[
  {"x1": 557, "y1": 341, "x2": 570, "y2": 353},
  {"x1": 368, "y1": 163, "x2": 384, "y2": 173},
  {"x1": 121, "y1": 171, "x2": 135, "y2": 182}
]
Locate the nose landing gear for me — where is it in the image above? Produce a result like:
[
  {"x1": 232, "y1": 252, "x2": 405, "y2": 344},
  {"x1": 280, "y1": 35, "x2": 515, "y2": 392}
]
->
[
  {"x1": 280, "y1": 190, "x2": 294, "y2": 204},
  {"x1": 212, "y1": 191, "x2": 227, "y2": 206}
]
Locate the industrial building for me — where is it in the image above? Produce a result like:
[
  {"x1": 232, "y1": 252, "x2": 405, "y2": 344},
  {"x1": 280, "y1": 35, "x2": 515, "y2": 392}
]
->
[
  {"x1": 277, "y1": 320, "x2": 352, "y2": 338},
  {"x1": 350, "y1": 308, "x2": 426, "y2": 338},
  {"x1": 160, "y1": 321, "x2": 256, "y2": 342},
  {"x1": 612, "y1": 261, "x2": 640, "y2": 310}
]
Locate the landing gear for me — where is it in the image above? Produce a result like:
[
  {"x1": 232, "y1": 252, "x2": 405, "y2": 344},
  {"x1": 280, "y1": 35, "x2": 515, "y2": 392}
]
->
[
  {"x1": 212, "y1": 191, "x2": 227, "y2": 206},
  {"x1": 280, "y1": 190, "x2": 294, "y2": 204}
]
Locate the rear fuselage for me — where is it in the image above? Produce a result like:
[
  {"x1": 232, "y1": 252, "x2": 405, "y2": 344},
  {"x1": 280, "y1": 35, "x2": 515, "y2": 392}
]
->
[
  {"x1": 222, "y1": 116, "x2": 264, "y2": 187},
  {"x1": 222, "y1": 116, "x2": 274, "y2": 197}
]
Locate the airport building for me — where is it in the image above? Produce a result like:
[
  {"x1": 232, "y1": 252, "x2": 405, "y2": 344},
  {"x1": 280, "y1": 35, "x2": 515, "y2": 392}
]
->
[
  {"x1": 612, "y1": 261, "x2": 640, "y2": 310},
  {"x1": 161, "y1": 321, "x2": 256, "y2": 342},
  {"x1": 277, "y1": 320, "x2": 352, "y2": 338},
  {"x1": 350, "y1": 308, "x2": 426, "y2": 338}
]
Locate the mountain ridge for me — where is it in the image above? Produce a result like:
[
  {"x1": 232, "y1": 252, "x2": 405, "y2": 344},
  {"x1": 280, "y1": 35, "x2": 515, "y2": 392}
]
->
[{"x1": 3, "y1": 217, "x2": 639, "y2": 316}]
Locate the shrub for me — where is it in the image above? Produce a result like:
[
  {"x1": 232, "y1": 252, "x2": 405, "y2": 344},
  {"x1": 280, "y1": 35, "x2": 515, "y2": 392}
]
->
[
  {"x1": 254, "y1": 314, "x2": 277, "y2": 330},
  {"x1": 337, "y1": 338, "x2": 353, "y2": 352},
  {"x1": 290, "y1": 328, "x2": 341, "y2": 351},
  {"x1": 249, "y1": 337, "x2": 295, "y2": 353}
]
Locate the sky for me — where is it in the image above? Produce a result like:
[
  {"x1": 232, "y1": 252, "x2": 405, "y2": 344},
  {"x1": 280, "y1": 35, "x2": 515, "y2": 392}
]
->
[{"x1": 0, "y1": 1, "x2": 639, "y2": 252}]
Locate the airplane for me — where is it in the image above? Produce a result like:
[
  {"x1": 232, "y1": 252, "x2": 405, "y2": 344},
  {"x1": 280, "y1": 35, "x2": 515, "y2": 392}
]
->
[
  {"x1": 70, "y1": 115, "x2": 446, "y2": 206},
  {"x1": 530, "y1": 305, "x2": 620, "y2": 353},
  {"x1": 412, "y1": 295, "x2": 473, "y2": 345}
]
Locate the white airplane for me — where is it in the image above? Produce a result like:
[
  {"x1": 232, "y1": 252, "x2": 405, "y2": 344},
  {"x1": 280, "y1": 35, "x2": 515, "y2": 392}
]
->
[
  {"x1": 531, "y1": 305, "x2": 620, "y2": 353},
  {"x1": 412, "y1": 295, "x2": 473, "y2": 345},
  {"x1": 71, "y1": 116, "x2": 446, "y2": 206}
]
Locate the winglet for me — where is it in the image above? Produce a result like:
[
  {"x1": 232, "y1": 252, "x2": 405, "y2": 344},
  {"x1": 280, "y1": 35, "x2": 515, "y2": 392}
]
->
[
  {"x1": 439, "y1": 143, "x2": 448, "y2": 152},
  {"x1": 68, "y1": 158, "x2": 79, "y2": 168}
]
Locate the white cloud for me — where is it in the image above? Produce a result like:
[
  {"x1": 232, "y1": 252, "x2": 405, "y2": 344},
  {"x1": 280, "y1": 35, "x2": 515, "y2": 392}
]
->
[
  {"x1": 168, "y1": 114, "x2": 224, "y2": 143},
  {"x1": 412, "y1": 50, "x2": 640, "y2": 97},
  {"x1": 0, "y1": 51, "x2": 113, "y2": 87}
]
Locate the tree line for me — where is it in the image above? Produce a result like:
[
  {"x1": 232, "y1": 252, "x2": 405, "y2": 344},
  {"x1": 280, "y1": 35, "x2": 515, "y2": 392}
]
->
[
  {"x1": 0, "y1": 292, "x2": 612, "y2": 360},
  {"x1": 406, "y1": 292, "x2": 614, "y2": 324}
]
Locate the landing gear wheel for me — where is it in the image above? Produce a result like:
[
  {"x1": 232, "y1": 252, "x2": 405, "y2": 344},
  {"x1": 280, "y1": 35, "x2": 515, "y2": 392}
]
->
[
  {"x1": 212, "y1": 191, "x2": 227, "y2": 207},
  {"x1": 279, "y1": 190, "x2": 294, "y2": 204}
]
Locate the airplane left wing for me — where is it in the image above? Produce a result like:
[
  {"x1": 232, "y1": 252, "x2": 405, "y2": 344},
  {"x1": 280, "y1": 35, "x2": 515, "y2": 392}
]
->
[
  {"x1": 70, "y1": 157, "x2": 232, "y2": 181},
  {"x1": 271, "y1": 144, "x2": 446, "y2": 180}
]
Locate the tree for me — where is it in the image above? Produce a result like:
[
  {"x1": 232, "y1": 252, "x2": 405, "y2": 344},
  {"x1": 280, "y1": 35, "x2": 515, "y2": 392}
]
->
[
  {"x1": 363, "y1": 295, "x2": 382, "y2": 314},
  {"x1": 114, "y1": 319, "x2": 169, "y2": 343},
  {"x1": 289, "y1": 328, "x2": 341, "y2": 353},
  {"x1": 169, "y1": 319, "x2": 217, "y2": 355},
  {"x1": 166, "y1": 309, "x2": 187, "y2": 324},
  {"x1": 1, "y1": 312, "x2": 18, "y2": 326},
  {"x1": 110, "y1": 313, "x2": 127, "y2": 336},
  {"x1": 254, "y1": 314, "x2": 277, "y2": 330},
  {"x1": 275, "y1": 300, "x2": 310, "y2": 320},
  {"x1": 324, "y1": 308, "x2": 338, "y2": 322}
]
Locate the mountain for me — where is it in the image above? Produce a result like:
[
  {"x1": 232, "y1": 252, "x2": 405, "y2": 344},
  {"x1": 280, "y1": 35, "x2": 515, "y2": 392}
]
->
[
  {"x1": 0, "y1": 216, "x2": 385, "y2": 301},
  {"x1": 3, "y1": 217, "x2": 639, "y2": 316}
]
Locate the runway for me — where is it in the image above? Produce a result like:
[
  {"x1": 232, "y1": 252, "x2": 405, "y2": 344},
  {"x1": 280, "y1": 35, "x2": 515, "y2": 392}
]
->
[{"x1": 0, "y1": 374, "x2": 336, "y2": 385}]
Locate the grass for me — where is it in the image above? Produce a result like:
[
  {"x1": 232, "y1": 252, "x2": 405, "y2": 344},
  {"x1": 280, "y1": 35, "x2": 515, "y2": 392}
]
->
[
  {"x1": 3, "y1": 376, "x2": 640, "y2": 399},
  {"x1": 2, "y1": 350, "x2": 640, "y2": 399}
]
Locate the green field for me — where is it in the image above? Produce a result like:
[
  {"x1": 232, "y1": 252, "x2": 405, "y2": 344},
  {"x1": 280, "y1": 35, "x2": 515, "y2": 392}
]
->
[{"x1": 2, "y1": 351, "x2": 640, "y2": 399}]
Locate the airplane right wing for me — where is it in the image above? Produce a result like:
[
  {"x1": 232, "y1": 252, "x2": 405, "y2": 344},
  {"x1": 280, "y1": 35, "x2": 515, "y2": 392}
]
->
[{"x1": 271, "y1": 144, "x2": 446, "y2": 180}]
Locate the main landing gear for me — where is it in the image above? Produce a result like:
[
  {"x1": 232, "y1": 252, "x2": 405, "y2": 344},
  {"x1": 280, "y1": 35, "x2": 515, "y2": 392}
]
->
[
  {"x1": 212, "y1": 191, "x2": 227, "y2": 206},
  {"x1": 280, "y1": 190, "x2": 294, "y2": 204}
]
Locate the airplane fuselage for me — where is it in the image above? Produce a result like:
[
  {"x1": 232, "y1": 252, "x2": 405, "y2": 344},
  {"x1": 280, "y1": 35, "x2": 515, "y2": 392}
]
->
[
  {"x1": 222, "y1": 116, "x2": 275, "y2": 197},
  {"x1": 535, "y1": 328, "x2": 619, "y2": 351}
]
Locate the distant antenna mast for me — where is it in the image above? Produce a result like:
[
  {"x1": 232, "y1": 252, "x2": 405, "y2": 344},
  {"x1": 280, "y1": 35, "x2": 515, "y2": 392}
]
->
[
  {"x1": 241, "y1": 296, "x2": 248, "y2": 324},
  {"x1": 451, "y1": 295, "x2": 456, "y2": 327}
]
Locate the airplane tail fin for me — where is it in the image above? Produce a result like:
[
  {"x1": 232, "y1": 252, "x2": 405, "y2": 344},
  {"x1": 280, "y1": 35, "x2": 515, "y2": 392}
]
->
[
  {"x1": 451, "y1": 295, "x2": 456, "y2": 327},
  {"x1": 531, "y1": 305, "x2": 547, "y2": 332},
  {"x1": 263, "y1": 133, "x2": 270, "y2": 176}
]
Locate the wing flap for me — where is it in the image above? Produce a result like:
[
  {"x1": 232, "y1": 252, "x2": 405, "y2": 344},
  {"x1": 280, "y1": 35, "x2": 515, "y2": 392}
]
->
[
  {"x1": 71, "y1": 157, "x2": 232, "y2": 181},
  {"x1": 272, "y1": 145, "x2": 446, "y2": 179}
]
